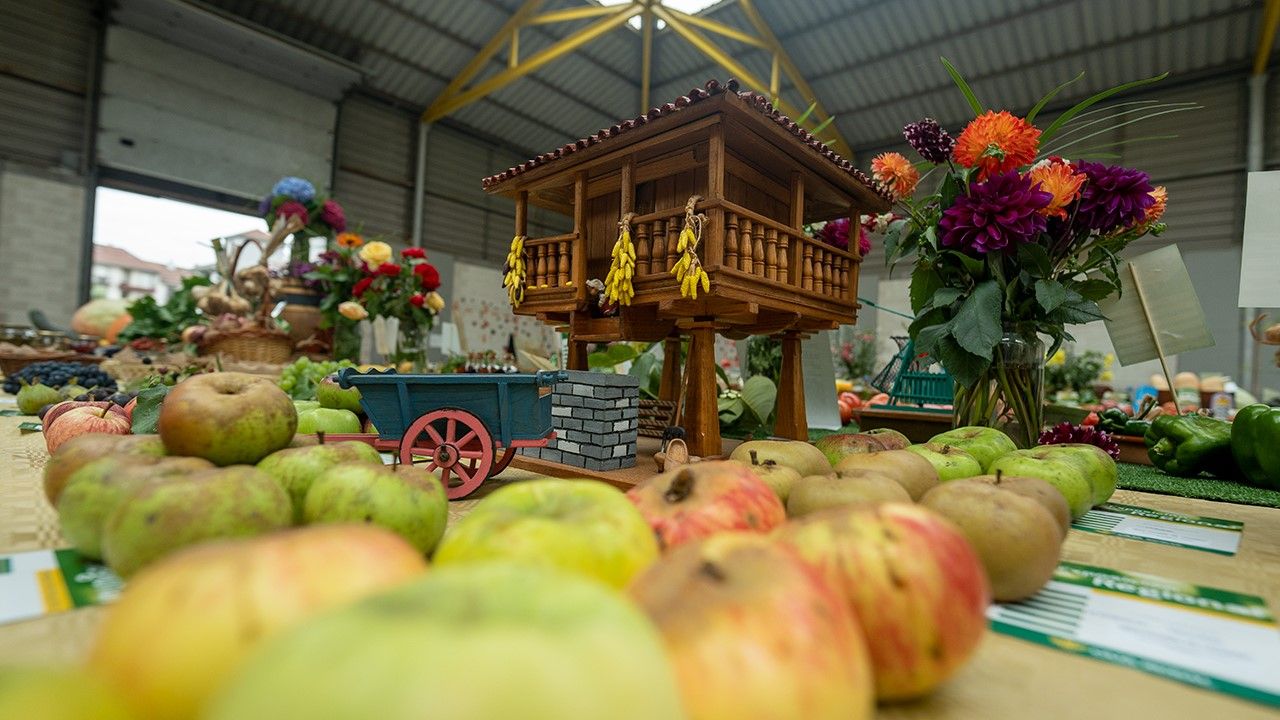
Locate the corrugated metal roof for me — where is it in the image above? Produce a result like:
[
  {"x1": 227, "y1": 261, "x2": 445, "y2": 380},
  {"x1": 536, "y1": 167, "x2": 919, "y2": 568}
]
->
[{"x1": 200, "y1": 0, "x2": 1269, "y2": 157}]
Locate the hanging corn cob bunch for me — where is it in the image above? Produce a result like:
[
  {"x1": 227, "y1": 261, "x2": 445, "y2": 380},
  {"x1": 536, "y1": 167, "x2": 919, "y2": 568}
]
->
[
  {"x1": 502, "y1": 234, "x2": 527, "y2": 307},
  {"x1": 604, "y1": 212, "x2": 636, "y2": 306},
  {"x1": 672, "y1": 195, "x2": 710, "y2": 299}
]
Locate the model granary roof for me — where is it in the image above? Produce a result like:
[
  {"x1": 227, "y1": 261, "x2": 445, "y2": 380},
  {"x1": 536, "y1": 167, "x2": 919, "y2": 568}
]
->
[{"x1": 482, "y1": 79, "x2": 892, "y2": 209}]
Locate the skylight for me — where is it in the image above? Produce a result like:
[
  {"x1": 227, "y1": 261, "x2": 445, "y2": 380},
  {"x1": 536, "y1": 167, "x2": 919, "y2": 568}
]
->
[{"x1": 595, "y1": 0, "x2": 725, "y2": 31}]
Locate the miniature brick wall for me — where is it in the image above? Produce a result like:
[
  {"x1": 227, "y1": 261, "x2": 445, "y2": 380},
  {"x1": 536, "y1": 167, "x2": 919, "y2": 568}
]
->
[{"x1": 519, "y1": 370, "x2": 639, "y2": 471}]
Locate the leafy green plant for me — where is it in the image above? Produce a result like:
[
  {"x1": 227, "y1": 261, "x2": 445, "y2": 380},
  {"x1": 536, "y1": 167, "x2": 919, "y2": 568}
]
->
[
  {"x1": 118, "y1": 276, "x2": 212, "y2": 344},
  {"x1": 718, "y1": 375, "x2": 777, "y2": 436},
  {"x1": 745, "y1": 336, "x2": 782, "y2": 385}
]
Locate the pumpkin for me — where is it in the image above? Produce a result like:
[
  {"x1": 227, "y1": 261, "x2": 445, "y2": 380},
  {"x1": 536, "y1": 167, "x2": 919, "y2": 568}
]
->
[
  {"x1": 104, "y1": 313, "x2": 133, "y2": 343},
  {"x1": 70, "y1": 299, "x2": 131, "y2": 337}
]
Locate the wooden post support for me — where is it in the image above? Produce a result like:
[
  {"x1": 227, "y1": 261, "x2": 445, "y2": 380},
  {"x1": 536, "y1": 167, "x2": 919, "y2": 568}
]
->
[
  {"x1": 515, "y1": 190, "x2": 528, "y2": 236},
  {"x1": 567, "y1": 337, "x2": 589, "y2": 371},
  {"x1": 682, "y1": 321, "x2": 721, "y2": 457},
  {"x1": 621, "y1": 155, "x2": 635, "y2": 214},
  {"x1": 572, "y1": 171, "x2": 588, "y2": 303},
  {"x1": 774, "y1": 330, "x2": 807, "y2": 440},
  {"x1": 789, "y1": 173, "x2": 804, "y2": 288},
  {"x1": 705, "y1": 123, "x2": 725, "y2": 267},
  {"x1": 659, "y1": 335, "x2": 683, "y2": 402}
]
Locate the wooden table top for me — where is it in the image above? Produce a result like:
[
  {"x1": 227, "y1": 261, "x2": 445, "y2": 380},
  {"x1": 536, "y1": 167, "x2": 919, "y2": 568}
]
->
[{"x1": 2, "y1": 413, "x2": 1278, "y2": 719}]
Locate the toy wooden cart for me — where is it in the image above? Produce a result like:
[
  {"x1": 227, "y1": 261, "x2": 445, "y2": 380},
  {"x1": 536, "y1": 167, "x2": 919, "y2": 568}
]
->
[{"x1": 332, "y1": 367, "x2": 567, "y2": 499}]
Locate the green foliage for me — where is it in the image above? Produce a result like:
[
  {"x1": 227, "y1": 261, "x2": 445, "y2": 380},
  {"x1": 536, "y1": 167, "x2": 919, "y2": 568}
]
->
[
  {"x1": 941, "y1": 57, "x2": 984, "y2": 115},
  {"x1": 130, "y1": 385, "x2": 169, "y2": 434},
  {"x1": 745, "y1": 335, "x2": 783, "y2": 385},
  {"x1": 1045, "y1": 349, "x2": 1107, "y2": 399},
  {"x1": 118, "y1": 276, "x2": 211, "y2": 343},
  {"x1": 718, "y1": 375, "x2": 777, "y2": 435},
  {"x1": 278, "y1": 357, "x2": 357, "y2": 400},
  {"x1": 587, "y1": 343, "x2": 644, "y2": 371}
]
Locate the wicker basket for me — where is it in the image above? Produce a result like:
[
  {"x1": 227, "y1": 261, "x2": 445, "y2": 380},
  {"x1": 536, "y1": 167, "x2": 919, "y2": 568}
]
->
[{"x1": 200, "y1": 327, "x2": 294, "y2": 365}]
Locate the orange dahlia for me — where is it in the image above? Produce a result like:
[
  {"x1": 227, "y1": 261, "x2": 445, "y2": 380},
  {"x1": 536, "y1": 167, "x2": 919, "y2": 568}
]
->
[
  {"x1": 336, "y1": 232, "x2": 364, "y2": 248},
  {"x1": 953, "y1": 111, "x2": 1041, "y2": 179},
  {"x1": 1027, "y1": 162, "x2": 1085, "y2": 219},
  {"x1": 870, "y1": 152, "x2": 920, "y2": 200},
  {"x1": 1145, "y1": 185, "x2": 1168, "y2": 223}
]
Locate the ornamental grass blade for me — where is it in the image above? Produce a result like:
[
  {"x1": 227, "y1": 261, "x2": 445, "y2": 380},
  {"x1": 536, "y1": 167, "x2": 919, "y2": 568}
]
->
[
  {"x1": 795, "y1": 100, "x2": 818, "y2": 124},
  {"x1": 1044, "y1": 102, "x2": 1196, "y2": 145},
  {"x1": 811, "y1": 114, "x2": 836, "y2": 134},
  {"x1": 941, "y1": 57, "x2": 984, "y2": 115},
  {"x1": 1039, "y1": 72, "x2": 1169, "y2": 144},
  {"x1": 1044, "y1": 105, "x2": 1200, "y2": 157},
  {"x1": 1027, "y1": 71, "x2": 1084, "y2": 123}
]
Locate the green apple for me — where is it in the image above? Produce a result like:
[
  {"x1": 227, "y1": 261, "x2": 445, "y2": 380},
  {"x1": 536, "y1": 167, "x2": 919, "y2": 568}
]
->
[
  {"x1": 316, "y1": 376, "x2": 363, "y2": 413},
  {"x1": 728, "y1": 440, "x2": 830, "y2": 478},
  {"x1": 297, "y1": 408, "x2": 362, "y2": 435},
  {"x1": 929, "y1": 427, "x2": 1017, "y2": 472},
  {"x1": 206, "y1": 563, "x2": 685, "y2": 720},
  {"x1": 905, "y1": 442, "x2": 983, "y2": 482},
  {"x1": 293, "y1": 400, "x2": 321, "y2": 414},
  {"x1": 0, "y1": 666, "x2": 135, "y2": 720},
  {"x1": 304, "y1": 463, "x2": 448, "y2": 555},
  {"x1": 988, "y1": 450, "x2": 1093, "y2": 519},
  {"x1": 258, "y1": 442, "x2": 386, "y2": 523},
  {"x1": 159, "y1": 372, "x2": 297, "y2": 466},
  {"x1": 812, "y1": 433, "x2": 886, "y2": 466},
  {"x1": 101, "y1": 466, "x2": 292, "y2": 577},
  {"x1": 436, "y1": 478, "x2": 658, "y2": 589},
  {"x1": 1034, "y1": 444, "x2": 1118, "y2": 505}
]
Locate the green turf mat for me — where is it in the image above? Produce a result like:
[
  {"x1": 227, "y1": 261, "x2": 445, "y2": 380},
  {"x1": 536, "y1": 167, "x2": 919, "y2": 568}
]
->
[{"x1": 1117, "y1": 462, "x2": 1280, "y2": 509}]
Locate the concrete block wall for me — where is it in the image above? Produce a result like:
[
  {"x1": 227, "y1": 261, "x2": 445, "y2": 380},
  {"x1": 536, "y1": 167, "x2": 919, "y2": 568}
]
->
[
  {"x1": 0, "y1": 163, "x2": 86, "y2": 327},
  {"x1": 520, "y1": 370, "x2": 639, "y2": 471}
]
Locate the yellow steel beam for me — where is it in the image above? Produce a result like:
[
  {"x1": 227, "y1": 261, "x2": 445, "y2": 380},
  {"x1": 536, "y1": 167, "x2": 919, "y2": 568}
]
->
[
  {"x1": 736, "y1": 0, "x2": 851, "y2": 159},
  {"x1": 525, "y1": 4, "x2": 628, "y2": 26},
  {"x1": 424, "y1": 3, "x2": 644, "y2": 122},
  {"x1": 663, "y1": 7, "x2": 768, "y2": 49},
  {"x1": 1256, "y1": 0, "x2": 1280, "y2": 75},
  {"x1": 423, "y1": 0, "x2": 546, "y2": 121},
  {"x1": 641, "y1": 6, "x2": 654, "y2": 112},
  {"x1": 510, "y1": 28, "x2": 519, "y2": 68}
]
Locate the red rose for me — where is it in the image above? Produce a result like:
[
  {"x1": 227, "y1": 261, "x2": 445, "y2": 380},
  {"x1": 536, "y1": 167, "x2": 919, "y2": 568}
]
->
[
  {"x1": 409, "y1": 293, "x2": 425, "y2": 307},
  {"x1": 352, "y1": 276, "x2": 374, "y2": 296},
  {"x1": 414, "y1": 263, "x2": 441, "y2": 291},
  {"x1": 378, "y1": 262, "x2": 402, "y2": 277},
  {"x1": 401, "y1": 247, "x2": 426, "y2": 259}
]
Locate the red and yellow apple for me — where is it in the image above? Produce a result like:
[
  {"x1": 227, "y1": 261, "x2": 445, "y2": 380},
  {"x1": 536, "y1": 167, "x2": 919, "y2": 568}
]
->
[
  {"x1": 627, "y1": 461, "x2": 786, "y2": 551},
  {"x1": 812, "y1": 433, "x2": 886, "y2": 466},
  {"x1": 158, "y1": 372, "x2": 296, "y2": 466},
  {"x1": 629, "y1": 533, "x2": 874, "y2": 720},
  {"x1": 44, "y1": 407, "x2": 131, "y2": 454},
  {"x1": 43, "y1": 434, "x2": 165, "y2": 506},
  {"x1": 775, "y1": 502, "x2": 990, "y2": 700},
  {"x1": 90, "y1": 524, "x2": 426, "y2": 720}
]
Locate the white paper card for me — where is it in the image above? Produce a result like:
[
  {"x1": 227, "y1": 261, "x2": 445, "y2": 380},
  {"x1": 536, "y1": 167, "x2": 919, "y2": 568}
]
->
[
  {"x1": 1072, "y1": 503, "x2": 1243, "y2": 555},
  {"x1": 1099, "y1": 245, "x2": 1214, "y2": 366},
  {"x1": 1238, "y1": 171, "x2": 1280, "y2": 308},
  {"x1": 802, "y1": 332, "x2": 842, "y2": 430}
]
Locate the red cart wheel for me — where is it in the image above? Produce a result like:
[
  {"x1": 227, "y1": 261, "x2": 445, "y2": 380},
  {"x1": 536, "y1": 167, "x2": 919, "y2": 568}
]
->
[{"x1": 400, "y1": 409, "x2": 494, "y2": 499}]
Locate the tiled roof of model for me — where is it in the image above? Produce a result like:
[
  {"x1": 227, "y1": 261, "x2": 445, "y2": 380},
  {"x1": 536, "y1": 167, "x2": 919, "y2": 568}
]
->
[{"x1": 481, "y1": 78, "x2": 892, "y2": 204}]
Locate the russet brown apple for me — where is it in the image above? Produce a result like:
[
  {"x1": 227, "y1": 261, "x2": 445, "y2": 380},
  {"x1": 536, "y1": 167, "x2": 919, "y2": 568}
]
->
[
  {"x1": 786, "y1": 470, "x2": 910, "y2": 517},
  {"x1": 834, "y1": 449, "x2": 940, "y2": 500},
  {"x1": 159, "y1": 372, "x2": 297, "y2": 466},
  {"x1": 965, "y1": 473, "x2": 1072, "y2": 538}
]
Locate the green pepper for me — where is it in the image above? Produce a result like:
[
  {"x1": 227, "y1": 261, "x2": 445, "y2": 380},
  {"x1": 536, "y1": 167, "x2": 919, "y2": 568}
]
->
[
  {"x1": 1144, "y1": 413, "x2": 1236, "y2": 478},
  {"x1": 1230, "y1": 404, "x2": 1280, "y2": 489},
  {"x1": 1099, "y1": 408, "x2": 1150, "y2": 437}
]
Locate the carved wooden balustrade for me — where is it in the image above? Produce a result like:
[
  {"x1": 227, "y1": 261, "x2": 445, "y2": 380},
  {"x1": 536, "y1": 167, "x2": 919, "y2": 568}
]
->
[{"x1": 523, "y1": 233, "x2": 577, "y2": 289}]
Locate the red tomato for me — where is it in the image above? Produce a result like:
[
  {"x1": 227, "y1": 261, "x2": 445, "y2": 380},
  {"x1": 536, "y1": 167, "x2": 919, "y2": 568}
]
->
[
  {"x1": 1081, "y1": 412, "x2": 1098, "y2": 426},
  {"x1": 867, "y1": 393, "x2": 890, "y2": 407}
]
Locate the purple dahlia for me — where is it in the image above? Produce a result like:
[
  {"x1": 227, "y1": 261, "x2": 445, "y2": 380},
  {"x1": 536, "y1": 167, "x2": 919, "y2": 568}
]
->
[
  {"x1": 939, "y1": 171, "x2": 1052, "y2": 254},
  {"x1": 1072, "y1": 162, "x2": 1155, "y2": 233},
  {"x1": 817, "y1": 218, "x2": 872, "y2": 256},
  {"x1": 320, "y1": 198, "x2": 346, "y2": 233},
  {"x1": 903, "y1": 118, "x2": 955, "y2": 164}
]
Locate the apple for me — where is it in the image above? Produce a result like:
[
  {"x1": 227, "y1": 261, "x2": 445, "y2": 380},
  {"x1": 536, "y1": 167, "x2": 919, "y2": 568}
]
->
[
  {"x1": 921, "y1": 481, "x2": 1063, "y2": 601},
  {"x1": 304, "y1": 463, "x2": 448, "y2": 555},
  {"x1": 317, "y1": 376, "x2": 363, "y2": 413},
  {"x1": 43, "y1": 433, "x2": 166, "y2": 506},
  {"x1": 735, "y1": 447, "x2": 802, "y2": 502},
  {"x1": 626, "y1": 461, "x2": 786, "y2": 552},
  {"x1": 905, "y1": 442, "x2": 983, "y2": 481},
  {"x1": 988, "y1": 450, "x2": 1094, "y2": 519},
  {"x1": 59, "y1": 456, "x2": 215, "y2": 559},
  {"x1": 122, "y1": 396, "x2": 138, "y2": 422},
  {"x1": 776, "y1": 503, "x2": 990, "y2": 700},
  {"x1": 629, "y1": 533, "x2": 874, "y2": 720},
  {"x1": 101, "y1": 465, "x2": 292, "y2": 577},
  {"x1": 90, "y1": 524, "x2": 426, "y2": 720},
  {"x1": 158, "y1": 372, "x2": 297, "y2": 466},
  {"x1": 966, "y1": 473, "x2": 1072, "y2": 538},
  {"x1": 437, "y1": 478, "x2": 658, "y2": 589},
  {"x1": 258, "y1": 442, "x2": 385, "y2": 523},
  {"x1": 728, "y1": 440, "x2": 829, "y2": 478},
  {"x1": 205, "y1": 563, "x2": 685, "y2": 720},
  {"x1": 812, "y1": 432, "x2": 886, "y2": 466},
  {"x1": 293, "y1": 400, "x2": 321, "y2": 414},
  {"x1": 1034, "y1": 444, "x2": 1118, "y2": 505},
  {"x1": 864, "y1": 427, "x2": 911, "y2": 450},
  {"x1": 786, "y1": 471, "x2": 911, "y2": 517},
  {"x1": 44, "y1": 406, "x2": 131, "y2": 454},
  {"x1": 42, "y1": 400, "x2": 128, "y2": 430},
  {"x1": 296, "y1": 408, "x2": 362, "y2": 435},
  {"x1": 930, "y1": 426, "x2": 1017, "y2": 472},
  {"x1": 835, "y1": 449, "x2": 939, "y2": 500},
  {"x1": 0, "y1": 666, "x2": 135, "y2": 720}
]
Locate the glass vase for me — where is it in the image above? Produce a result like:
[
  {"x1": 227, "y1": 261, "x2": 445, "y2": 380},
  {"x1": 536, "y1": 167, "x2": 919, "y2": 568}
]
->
[
  {"x1": 952, "y1": 330, "x2": 1045, "y2": 448},
  {"x1": 392, "y1": 322, "x2": 428, "y2": 372}
]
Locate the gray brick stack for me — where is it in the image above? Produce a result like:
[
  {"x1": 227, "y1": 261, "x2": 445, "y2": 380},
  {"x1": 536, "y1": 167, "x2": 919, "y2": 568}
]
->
[{"x1": 519, "y1": 370, "x2": 639, "y2": 471}]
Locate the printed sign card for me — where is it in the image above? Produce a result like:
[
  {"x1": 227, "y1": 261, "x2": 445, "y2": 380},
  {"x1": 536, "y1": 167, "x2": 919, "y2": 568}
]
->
[
  {"x1": 0, "y1": 548, "x2": 123, "y2": 625},
  {"x1": 1238, "y1": 171, "x2": 1280, "y2": 309},
  {"x1": 1072, "y1": 503, "x2": 1243, "y2": 555}
]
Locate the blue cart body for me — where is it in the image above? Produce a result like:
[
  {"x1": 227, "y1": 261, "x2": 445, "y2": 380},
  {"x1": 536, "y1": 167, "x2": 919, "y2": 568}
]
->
[{"x1": 337, "y1": 368, "x2": 566, "y2": 447}]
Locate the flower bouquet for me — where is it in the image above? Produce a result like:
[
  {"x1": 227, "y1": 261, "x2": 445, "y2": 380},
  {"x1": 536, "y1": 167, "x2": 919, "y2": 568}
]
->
[
  {"x1": 879, "y1": 59, "x2": 1180, "y2": 447},
  {"x1": 333, "y1": 241, "x2": 446, "y2": 369},
  {"x1": 258, "y1": 176, "x2": 347, "y2": 267}
]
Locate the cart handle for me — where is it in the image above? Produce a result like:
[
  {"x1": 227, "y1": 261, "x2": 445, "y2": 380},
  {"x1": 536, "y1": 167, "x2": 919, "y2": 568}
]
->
[
  {"x1": 336, "y1": 366, "x2": 396, "y2": 389},
  {"x1": 535, "y1": 370, "x2": 570, "y2": 387}
]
